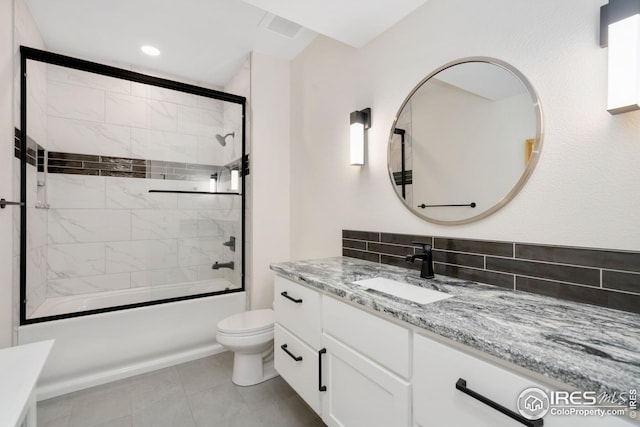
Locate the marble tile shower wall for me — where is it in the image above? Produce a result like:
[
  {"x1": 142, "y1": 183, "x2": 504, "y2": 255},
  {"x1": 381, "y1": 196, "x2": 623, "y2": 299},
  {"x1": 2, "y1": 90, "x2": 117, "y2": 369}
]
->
[
  {"x1": 45, "y1": 63, "x2": 226, "y2": 164},
  {"x1": 45, "y1": 174, "x2": 240, "y2": 298},
  {"x1": 342, "y1": 230, "x2": 640, "y2": 314},
  {"x1": 15, "y1": 63, "x2": 242, "y2": 314}
]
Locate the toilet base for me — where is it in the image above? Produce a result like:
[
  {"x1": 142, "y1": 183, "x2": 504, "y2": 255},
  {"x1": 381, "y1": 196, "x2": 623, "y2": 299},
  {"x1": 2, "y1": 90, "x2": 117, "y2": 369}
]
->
[{"x1": 231, "y1": 353, "x2": 279, "y2": 386}]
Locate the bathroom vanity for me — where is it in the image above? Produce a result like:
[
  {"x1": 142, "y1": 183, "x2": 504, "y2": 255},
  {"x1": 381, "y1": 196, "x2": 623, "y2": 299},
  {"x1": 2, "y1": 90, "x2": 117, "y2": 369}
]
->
[{"x1": 271, "y1": 257, "x2": 639, "y2": 427}]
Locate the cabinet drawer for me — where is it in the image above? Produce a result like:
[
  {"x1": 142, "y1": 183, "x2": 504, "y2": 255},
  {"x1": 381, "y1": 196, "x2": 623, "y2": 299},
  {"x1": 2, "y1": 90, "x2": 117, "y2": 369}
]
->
[
  {"x1": 413, "y1": 334, "x2": 635, "y2": 427},
  {"x1": 274, "y1": 324, "x2": 321, "y2": 415},
  {"x1": 414, "y1": 334, "x2": 544, "y2": 427},
  {"x1": 322, "y1": 296, "x2": 410, "y2": 378},
  {"x1": 274, "y1": 276, "x2": 321, "y2": 349}
]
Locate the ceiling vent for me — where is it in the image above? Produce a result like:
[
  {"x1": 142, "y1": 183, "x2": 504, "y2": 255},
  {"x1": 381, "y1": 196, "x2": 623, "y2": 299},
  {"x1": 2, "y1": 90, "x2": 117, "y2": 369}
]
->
[{"x1": 261, "y1": 13, "x2": 304, "y2": 39}]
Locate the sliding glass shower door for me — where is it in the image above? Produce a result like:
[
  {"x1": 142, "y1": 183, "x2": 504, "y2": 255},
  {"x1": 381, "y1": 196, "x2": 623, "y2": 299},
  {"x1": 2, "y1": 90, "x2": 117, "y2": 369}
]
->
[{"x1": 19, "y1": 47, "x2": 246, "y2": 323}]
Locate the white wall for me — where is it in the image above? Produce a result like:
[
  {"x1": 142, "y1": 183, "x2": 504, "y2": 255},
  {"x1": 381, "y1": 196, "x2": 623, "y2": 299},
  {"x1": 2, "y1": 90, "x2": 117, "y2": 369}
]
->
[
  {"x1": 411, "y1": 83, "x2": 533, "y2": 222},
  {"x1": 0, "y1": 0, "x2": 14, "y2": 347},
  {"x1": 250, "y1": 52, "x2": 290, "y2": 309},
  {"x1": 290, "y1": 0, "x2": 640, "y2": 260}
]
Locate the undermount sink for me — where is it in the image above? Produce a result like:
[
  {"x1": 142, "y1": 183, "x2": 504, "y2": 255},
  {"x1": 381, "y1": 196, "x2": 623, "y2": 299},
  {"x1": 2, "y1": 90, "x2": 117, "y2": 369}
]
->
[{"x1": 353, "y1": 277, "x2": 453, "y2": 305}]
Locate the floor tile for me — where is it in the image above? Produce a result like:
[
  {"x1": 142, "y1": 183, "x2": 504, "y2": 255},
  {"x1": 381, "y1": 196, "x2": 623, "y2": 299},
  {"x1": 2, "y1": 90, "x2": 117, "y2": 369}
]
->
[
  {"x1": 176, "y1": 355, "x2": 230, "y2": 395},
  {"x1": 37, "y1": 351, "x2": 324, "y2": 427},
  {"x1": 132, "y1": 390, "x2": 195, "y2": 427},
  {"x1": 129, "y1": 366, "x2": 183, "y2": 412},
  {"x1": 94, "y1": 416, "x2": 133, "y2": 427},
  {"x1": 188, "y1": 382, "x2": 246, "y2": 426},
  {"x1": 37, "y1": 395, "x2": 72, "y2": 427},
  {"x1": 68, "y1": 380, "x2": 132, "y2": 427}
]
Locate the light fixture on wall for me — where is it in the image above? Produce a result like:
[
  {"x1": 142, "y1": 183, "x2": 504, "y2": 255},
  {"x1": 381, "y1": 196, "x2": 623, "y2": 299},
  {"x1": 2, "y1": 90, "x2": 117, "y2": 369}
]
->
[
  {"x1": 350, "y1": 108, "x2": 371, "y2": 166},
  {"x1": 600, "y1": 0, "x2": 640, "y2": 114}
]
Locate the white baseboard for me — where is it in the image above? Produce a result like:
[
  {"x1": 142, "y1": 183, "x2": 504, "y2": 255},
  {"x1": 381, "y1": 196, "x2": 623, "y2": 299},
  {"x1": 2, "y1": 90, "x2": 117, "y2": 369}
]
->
[{"x1": 37, "y1": 343, "x2": 227, "y2": 401}]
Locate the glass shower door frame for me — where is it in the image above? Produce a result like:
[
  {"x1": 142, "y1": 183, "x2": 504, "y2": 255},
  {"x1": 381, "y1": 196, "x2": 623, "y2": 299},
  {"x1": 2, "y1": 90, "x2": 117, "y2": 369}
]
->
[{"x1": 19, "y1": 46, "x2": 247, "y2": 325}]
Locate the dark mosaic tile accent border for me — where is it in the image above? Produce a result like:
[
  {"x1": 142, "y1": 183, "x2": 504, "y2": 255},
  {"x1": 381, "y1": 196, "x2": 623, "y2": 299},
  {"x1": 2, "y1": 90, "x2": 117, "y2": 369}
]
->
[
  {"x1": 47, "y1": 151, "x2": 219, "y2": 180},
  {"x1": 342, "y1": 229, "x2": 640, "y2": 314},
  {"x1": 14, "y1": 129, "x2": 248, "y2": 181},
  {"x1": 14, "y1": 128, "x2": 40, "y2": 167}
]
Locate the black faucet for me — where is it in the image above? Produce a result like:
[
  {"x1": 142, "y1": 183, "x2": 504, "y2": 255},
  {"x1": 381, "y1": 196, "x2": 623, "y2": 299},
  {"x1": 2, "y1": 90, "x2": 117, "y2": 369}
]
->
[
  {"x1": 405, "y1": 242, "x2": 434, "y2": 279},
  {"x1": 223, "y1": 236, "x2": 236, "y2": 252},
  {"x1": 212, "y1": 261, "x2": 234, "y2": 270}
]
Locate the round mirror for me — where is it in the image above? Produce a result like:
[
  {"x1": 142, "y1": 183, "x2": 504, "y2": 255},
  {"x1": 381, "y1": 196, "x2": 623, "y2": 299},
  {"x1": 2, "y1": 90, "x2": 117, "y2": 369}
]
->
[{"x1": 388, "y1": 57, "x2": 543, "y2": 225}]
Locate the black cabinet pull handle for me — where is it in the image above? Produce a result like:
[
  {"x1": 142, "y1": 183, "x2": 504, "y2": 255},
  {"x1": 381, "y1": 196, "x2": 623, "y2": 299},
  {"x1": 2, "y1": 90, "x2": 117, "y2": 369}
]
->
[
  {"x1": 280, "y1": 291, "x2": 302, "y2": 303},
  {"x1": 280, "y1": 344, "x2": 302, "y2": 362},
  {"x1": 318, "y1": 348, "x2": 327, "y2": 392},
  {"x1": 455, "y1": 378, "x2": 543, "y2": 427}
]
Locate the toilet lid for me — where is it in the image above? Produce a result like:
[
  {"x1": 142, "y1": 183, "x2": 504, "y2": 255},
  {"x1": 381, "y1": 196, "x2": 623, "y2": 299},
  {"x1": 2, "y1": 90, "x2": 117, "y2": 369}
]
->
[{"x1": 217, "y1": 309, "x2": 274, "y2": 335}]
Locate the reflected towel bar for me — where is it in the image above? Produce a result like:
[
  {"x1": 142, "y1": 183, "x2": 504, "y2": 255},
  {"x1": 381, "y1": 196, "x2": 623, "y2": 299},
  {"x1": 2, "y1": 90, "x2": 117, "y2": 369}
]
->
[
  {"x1": 418, "y1": 202, "x2": 476, "y2": 208},
  {"x1": 148, "y1": 190, "x2": 240, "y2": 195}
]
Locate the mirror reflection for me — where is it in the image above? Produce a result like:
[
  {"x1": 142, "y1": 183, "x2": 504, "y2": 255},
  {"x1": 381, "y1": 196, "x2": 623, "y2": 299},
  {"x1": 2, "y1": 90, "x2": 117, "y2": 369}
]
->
[{"x1": 388, "y1": 58, "x2": 542, "y2": 224}]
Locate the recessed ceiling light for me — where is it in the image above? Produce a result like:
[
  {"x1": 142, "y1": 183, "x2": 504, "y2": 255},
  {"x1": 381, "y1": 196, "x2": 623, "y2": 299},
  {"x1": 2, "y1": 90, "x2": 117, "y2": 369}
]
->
[{"x1": 141, "y1": 45, "x2": 160, "y2": 56}]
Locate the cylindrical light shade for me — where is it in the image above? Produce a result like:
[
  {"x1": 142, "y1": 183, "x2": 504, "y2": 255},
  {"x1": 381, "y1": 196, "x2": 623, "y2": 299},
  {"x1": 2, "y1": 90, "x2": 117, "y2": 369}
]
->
[
  {"x1": 608, "y1": 12, "x2": 640, "y2": 113},
  {"x1": 349, "y1": 108, "x2": 370, "y2": 166},
  {"x1": 350, "y1": 122, "x2": 365, "y2": 165}
]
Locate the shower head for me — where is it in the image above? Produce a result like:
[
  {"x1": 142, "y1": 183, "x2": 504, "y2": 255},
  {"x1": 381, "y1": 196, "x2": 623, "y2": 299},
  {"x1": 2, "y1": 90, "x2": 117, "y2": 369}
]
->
[{"x1": 215, "y1": 132, "x2": 235, "y2": 147}]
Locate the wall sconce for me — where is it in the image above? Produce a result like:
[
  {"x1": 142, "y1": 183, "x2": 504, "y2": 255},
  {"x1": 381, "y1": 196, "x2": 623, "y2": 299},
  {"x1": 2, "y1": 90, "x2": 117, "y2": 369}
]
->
[
  {"x1": 600, "y1": 0, "x2": 640, "y2": 114},
  {"x1": 350, "y1": 108, "x2": 371, "y2": 165}
]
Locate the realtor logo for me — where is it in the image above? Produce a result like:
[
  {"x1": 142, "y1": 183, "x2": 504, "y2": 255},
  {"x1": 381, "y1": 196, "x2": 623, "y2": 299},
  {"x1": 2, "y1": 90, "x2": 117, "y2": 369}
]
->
[{"x1": 518, "y1": 387, "x2": 550, "y2": 419}]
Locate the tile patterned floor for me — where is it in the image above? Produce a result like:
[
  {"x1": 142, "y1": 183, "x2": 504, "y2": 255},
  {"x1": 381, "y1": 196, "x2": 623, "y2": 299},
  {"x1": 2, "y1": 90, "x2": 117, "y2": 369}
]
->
[{"x1": 37, "y1": 352, "x2": 326, "y2": 427}]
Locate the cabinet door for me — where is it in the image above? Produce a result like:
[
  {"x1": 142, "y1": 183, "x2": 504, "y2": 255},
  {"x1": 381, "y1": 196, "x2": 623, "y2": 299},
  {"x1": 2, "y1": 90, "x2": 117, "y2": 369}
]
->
[
  {"x1": 274, "y1": 324, "x2": 321, "y2": 414},
  {"x1": 413, "y1": 334, "x2": 635, "y2": 427},
  {"x1": 321, "y1": 333, "x2": 410, "y2": 427}
]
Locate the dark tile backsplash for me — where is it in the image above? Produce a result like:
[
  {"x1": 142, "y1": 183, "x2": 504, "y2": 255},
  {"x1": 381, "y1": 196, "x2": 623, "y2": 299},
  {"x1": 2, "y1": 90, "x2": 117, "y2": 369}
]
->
[{"x1": 342, "y1": 229, "x2": 640, "y2": 314}]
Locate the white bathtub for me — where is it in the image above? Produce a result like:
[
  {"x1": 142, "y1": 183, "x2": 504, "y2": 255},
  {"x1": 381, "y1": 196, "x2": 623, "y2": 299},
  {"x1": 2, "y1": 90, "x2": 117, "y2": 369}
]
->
[
  {"x1": 18, "y1": 284, "x2": 246, "y2": 400},
  {"x1": 30, "y1": 278, "x2": 237, "y2": 318}
]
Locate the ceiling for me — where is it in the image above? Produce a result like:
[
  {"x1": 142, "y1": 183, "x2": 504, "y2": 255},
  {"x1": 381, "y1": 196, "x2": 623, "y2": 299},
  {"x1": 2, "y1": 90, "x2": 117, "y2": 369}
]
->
[{"x1": 24, "y1": 0, "x2": 428, "y2": 87}]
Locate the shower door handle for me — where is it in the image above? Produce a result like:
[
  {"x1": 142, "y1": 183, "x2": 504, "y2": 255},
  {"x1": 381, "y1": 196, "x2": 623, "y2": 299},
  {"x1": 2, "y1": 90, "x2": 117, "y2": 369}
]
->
[{"x1": 0, "y1": 198, "x2": 24, "y2": 209}]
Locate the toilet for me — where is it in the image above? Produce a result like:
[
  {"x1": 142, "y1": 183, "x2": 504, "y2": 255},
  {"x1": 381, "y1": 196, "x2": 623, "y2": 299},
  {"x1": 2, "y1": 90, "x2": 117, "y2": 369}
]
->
[{"x1": 216, "y1": 308, "x2": 278, "y2": 386}]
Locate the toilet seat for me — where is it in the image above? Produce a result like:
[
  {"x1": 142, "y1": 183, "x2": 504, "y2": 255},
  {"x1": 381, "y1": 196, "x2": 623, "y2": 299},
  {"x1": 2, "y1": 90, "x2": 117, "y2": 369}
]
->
[{"x1": 217, "y1": 308, "x2": 274, "y2": 336}]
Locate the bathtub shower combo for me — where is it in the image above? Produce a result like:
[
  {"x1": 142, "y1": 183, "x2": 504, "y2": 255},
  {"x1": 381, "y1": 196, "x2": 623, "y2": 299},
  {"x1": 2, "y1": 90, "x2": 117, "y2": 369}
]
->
[{"x1": 16, "y1": 47, "x2": 248, "y2": 398}]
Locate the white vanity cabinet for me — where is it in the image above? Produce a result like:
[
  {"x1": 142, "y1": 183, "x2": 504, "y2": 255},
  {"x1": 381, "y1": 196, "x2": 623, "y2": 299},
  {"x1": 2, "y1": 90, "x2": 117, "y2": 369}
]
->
[
  {"x1": 274, "y1": 274, "x2": 635, "y2": 427},
  {"x1": 273, "y1": 275, "x2": 411, "y2": 426},
  {"x1": 412, "y1": 334, "x2": 635, "y2": 427},
  {"x1": 321, "y1": 296, "x2": 411, "y2": 427}
]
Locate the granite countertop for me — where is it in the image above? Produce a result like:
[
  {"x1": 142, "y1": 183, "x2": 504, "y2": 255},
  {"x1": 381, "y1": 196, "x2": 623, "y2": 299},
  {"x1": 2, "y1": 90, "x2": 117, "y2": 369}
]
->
[{"x1": 270, "y1": 257, "x2": 640, "y2": 397}]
